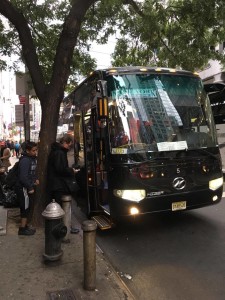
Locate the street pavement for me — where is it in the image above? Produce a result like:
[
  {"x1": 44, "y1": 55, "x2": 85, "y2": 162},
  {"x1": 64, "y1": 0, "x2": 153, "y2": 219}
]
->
[{"x1": 0, "y1": 154, "x2": 135, "y2": 300}]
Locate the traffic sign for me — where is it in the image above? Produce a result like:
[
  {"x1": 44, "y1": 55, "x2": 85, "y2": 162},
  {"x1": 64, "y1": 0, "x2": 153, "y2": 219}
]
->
[
  {"x1": 15, "y1": 104, "x2": 24, "y2": 124},
  {"x1": 19, "y1": 95, "x2": 26, "y2": 105}
]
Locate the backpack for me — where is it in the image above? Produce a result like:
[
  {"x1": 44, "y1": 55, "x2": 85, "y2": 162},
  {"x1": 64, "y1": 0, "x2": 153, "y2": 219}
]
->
[
  {"x1": 5, "y1": 161, "x2": 20, "y2": 188},
  {"x1": 15, "y1": 143, "x2": 20, "y2": 150}
]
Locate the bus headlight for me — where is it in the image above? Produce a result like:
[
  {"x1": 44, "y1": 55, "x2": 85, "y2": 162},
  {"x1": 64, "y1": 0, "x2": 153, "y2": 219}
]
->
[
  {"x1": 113, "y1": 189, "x2": 146, "y2": 202},
  {"x1": 130, "y1": 207, "x2": 140, "y2": 215},
  {"x1": 209, "y1": 177, "x2": 223, "y2": 191}
]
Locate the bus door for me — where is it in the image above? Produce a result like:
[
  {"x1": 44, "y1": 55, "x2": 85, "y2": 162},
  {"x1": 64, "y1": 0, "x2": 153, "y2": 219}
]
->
[
  {"x1": 83, "y1": 107, "x2": 111, "y2": 229},
  {"x1": 82, "y1": 88, "x2": 112, "y2": 229},
  {"x1": 82, "y1": 108, "x2": 98, "y2": 214}
]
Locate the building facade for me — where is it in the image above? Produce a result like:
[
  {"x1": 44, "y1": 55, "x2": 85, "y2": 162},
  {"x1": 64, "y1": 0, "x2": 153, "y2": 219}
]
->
[
  {"x1": 0, "y1": 66, "x2": 18, "y2": 140},
  {"x1": 0, "y1": 61, "x2": 41, "y2": 142}
]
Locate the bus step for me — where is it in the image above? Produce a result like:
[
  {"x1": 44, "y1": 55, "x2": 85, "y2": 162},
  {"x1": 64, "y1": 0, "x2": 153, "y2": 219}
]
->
[{"x1": 92, "y1": 215, "x2": 112, "y2": 230}]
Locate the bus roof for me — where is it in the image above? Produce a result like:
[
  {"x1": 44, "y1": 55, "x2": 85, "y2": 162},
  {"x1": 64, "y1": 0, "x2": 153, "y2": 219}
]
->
[{"x1": 101, "y1": 66, "x2": 199, "y2": 77}]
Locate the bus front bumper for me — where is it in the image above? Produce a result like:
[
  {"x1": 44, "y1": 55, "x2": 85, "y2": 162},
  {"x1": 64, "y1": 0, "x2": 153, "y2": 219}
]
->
[{"x1": 109, "y1": 187, "x2": 223, "y2": 218}]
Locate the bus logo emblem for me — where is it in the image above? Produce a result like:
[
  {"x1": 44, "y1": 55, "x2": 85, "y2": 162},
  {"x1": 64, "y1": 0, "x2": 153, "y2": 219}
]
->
[{"x1": 173, "y1": 177, "x2": 186, "y2": 190}]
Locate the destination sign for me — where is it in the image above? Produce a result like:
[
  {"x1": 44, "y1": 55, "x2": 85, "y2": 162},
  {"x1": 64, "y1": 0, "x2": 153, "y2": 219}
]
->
[{"x1": 111, "y1": 88, "x2": 157, "y2": 98}]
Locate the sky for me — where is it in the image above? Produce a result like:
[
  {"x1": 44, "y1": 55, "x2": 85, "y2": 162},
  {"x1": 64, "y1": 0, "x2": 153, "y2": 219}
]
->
[{"x1": 89, "y1": 36, "x2": 117, "y2": 69}]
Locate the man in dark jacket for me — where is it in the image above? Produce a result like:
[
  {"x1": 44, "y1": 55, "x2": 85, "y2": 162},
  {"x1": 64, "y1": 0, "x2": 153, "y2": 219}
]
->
[
  {"x1": 15, "y1": 141, "x2": 39, "y2": 236},
  {"x1": 47, "y1": 135, "x2": 79, "y2": 204},
  {"x1": 47, "y1": 135, "x2": 80, "y2": 233}
]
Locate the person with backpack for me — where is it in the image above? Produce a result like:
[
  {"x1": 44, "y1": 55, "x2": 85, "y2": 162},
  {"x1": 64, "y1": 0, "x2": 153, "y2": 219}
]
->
[
  {"x1": 14, "y1": 141, "x2": 21, "y2": 158},
  {"x1": 15, "y1": 141, "x2": 39, "y2": 236}
]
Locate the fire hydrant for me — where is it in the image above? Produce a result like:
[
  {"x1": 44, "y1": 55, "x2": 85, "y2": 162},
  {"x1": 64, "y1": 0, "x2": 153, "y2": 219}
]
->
[{"x1": 42, "y1": 200, "x2": 67, "y2": 261}]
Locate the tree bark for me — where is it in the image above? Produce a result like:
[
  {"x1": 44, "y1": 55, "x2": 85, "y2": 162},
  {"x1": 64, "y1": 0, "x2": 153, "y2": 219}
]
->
[{"x1": 32, "y1": 97, "x2": 61, "y2": 227}]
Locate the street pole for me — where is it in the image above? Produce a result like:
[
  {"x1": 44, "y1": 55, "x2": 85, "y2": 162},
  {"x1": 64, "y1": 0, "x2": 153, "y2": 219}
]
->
[
  {"x1": 82, "y1": 220, "x2": 97, "y2": 291},
  {"x1": 24, "y1": 67, "x2": 30, "y2": 141}
]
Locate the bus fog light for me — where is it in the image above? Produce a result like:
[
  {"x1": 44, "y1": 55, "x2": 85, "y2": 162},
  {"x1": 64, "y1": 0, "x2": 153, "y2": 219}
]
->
[
  {"x1": 209, "y1": 177, "x2": 223, "y2": 191},
  {"x1": 212, "y1": 195, "x2": 218, "y2": 201},
  {"x1": 113, "y1": 189, "x2": 146, "y2": 202},
  {"x1": 130, "y1": 207, "x2": 139, "y2": 215}
]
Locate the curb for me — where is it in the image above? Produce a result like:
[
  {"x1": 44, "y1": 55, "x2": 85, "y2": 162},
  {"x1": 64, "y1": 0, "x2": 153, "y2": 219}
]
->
[{"x1": 0, "y1": 206, "x2": 7, "y2": 235}]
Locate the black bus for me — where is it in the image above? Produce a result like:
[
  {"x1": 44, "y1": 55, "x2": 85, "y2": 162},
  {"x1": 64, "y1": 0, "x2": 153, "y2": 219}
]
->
[{"x1": 67, "y1": 67, "x2": 223, "y2": 229}]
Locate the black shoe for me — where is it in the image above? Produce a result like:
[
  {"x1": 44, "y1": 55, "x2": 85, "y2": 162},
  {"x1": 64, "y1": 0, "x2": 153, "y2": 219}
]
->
[
  {"x1": 26, "y1": 225, "x2": 36, "y2": 233},
  {"x1": 18, "y1": 227, "x2": 35, "y2": 236},
  {"x1": 70, "y1": 227, "x2": 79, "y2": 234}
]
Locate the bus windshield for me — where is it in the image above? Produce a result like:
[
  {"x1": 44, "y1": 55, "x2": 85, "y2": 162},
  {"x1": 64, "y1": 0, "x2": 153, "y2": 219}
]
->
[{"x1": 107, "y1": 73, "x2": 217, "y2": 153}]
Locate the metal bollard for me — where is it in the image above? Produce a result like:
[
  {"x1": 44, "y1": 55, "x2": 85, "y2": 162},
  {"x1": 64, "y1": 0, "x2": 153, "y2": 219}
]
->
[
  {"x1": 62, "y1": 195, "x2": 72, "y2": 243},
  {"x1": 82, "y1": 220, "x2": 97, "y2": 291}
]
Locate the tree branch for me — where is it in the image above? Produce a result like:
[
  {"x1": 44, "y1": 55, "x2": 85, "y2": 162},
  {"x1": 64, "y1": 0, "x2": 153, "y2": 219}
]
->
[
  {"x1": 122, "y1": 0, "x2": 177, "y2": 61},
  {"x1": 0, "y1": 0, "x2": 46, "y2": 99},
  {"x1": 49, "y1": 0, "x2": 96, "y2": 98},
  {"x1": 122, "y1": 0, "x2": 145, "y2": 17}
]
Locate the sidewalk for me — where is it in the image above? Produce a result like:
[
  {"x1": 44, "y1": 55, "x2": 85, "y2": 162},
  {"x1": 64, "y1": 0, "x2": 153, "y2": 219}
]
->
[
  {"x1": 0, "y1": 154, "x2": 135, "y2": 300},
  {"x1": 0, "y1": 207, "x2": 134, "y2": 300}
]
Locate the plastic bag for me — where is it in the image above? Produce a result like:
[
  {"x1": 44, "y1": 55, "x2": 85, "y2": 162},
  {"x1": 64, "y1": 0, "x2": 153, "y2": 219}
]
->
[
  {"x1": 2, "y1": 186, "x2": 19, "y2": 208},
  {"x1": 61, "y1": 177, "x2": 79, "y2": 194}
]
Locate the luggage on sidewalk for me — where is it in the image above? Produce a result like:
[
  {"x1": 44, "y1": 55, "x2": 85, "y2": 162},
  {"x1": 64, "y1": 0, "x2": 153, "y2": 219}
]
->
[
  {"x1": 0, "y1": 166, "x2": 19, "y2": 208},
  {"x1": 5, "y1": 161, "x2": 20, "y2": 188},
  {"x1": 2, "y1": 186, "x2": 19, "y2": 208}
]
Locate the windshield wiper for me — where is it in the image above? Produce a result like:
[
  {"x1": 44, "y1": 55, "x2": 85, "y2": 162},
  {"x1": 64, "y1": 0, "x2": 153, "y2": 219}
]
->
[
  {"x1": 187, "y1": 148, "x2": 218, "y2": 159},
  {"x1": 130, "y1": 144, "x2": 157, "y2": 153}
]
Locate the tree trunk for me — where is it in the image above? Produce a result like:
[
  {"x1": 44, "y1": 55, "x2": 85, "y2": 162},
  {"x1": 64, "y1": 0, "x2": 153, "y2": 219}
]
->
[{"x1": 32, "y1": 97, "x2": 61, "y2": 227}]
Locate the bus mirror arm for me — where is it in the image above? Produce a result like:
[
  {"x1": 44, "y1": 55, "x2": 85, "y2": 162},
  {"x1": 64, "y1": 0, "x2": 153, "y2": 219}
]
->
[{"x1": 96, "y1": 80, "x2": 107, "y2": 97}]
